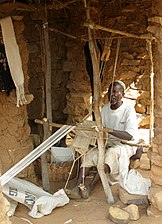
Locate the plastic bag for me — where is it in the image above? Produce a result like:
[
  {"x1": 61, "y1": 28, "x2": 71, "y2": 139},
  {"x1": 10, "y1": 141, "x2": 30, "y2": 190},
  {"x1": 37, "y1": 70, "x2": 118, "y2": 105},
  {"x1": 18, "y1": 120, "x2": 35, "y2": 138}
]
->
[
  {"x1": 2, "y1": 177, "x2": 69, "y2": 218},
  {"x1": 119, "y1": 169, "x2": 151, "y2": 195}
]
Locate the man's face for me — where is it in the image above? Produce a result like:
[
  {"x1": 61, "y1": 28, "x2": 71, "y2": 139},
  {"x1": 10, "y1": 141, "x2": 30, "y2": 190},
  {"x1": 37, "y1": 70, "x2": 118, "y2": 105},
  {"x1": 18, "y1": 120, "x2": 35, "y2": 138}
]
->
[{"x1": 108, "y1": 83, "x2": 124, "y2": 105}]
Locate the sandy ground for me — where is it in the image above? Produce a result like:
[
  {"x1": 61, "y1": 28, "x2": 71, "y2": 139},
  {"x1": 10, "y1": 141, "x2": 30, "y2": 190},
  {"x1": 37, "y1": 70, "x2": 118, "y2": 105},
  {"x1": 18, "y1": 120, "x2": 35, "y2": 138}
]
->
[{"x1": 9, "y1": 172, "x2": 162, "y2": 224}]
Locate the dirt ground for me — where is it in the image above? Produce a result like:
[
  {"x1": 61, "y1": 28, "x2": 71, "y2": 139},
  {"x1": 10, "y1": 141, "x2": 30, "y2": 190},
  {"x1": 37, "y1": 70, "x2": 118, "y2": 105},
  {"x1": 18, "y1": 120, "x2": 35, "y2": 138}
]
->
[{"x1": 10, "y1": 170, "x2": 162, "y2": 224}]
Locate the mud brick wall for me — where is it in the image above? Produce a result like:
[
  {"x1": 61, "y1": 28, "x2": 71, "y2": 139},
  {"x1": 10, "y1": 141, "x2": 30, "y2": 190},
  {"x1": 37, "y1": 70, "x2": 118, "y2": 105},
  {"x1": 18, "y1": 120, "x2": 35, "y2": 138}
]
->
[
  {"x1": 64, "y1": 0, "x2": 152, "y2": 125},
  {"x1": 148, "y1": 0, "x2": 162, "y2": 189},
  {"x1": 0, "y1": 17, "x2": 34, "y2": 177},
  {"x1": 25, "y1": 12, "x2": 69, "y2": 127},
  {"x1": 63, "y1": 39, "x2": 91, "y2": 124}
]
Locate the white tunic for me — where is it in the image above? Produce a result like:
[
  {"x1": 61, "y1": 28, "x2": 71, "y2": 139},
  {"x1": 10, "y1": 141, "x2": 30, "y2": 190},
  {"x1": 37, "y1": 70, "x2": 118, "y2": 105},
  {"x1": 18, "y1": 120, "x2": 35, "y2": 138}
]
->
[
  {"x1": 101, "y1": 99, "x2": 139, "y2": 144},
  {"x1": 82, "y1": 100, "x2": 151, "y2": 195},
  {"x1": 82, "y1": 99, "x2": 139, "y2": 174}
]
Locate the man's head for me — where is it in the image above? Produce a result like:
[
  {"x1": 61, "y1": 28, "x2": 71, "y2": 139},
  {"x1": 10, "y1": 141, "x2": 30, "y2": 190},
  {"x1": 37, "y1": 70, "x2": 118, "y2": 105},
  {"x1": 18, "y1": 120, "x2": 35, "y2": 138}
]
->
[{"x1": 108, "y1": 80, "x2": 125, "y2": 108}]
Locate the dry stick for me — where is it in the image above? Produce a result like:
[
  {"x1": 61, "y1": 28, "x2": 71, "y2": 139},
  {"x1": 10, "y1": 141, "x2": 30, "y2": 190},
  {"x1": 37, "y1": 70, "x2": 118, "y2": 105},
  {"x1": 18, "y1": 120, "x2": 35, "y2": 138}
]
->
[
  {"x1": 147, "y1": 40, "x2": 154, "y2": 146},
  {"x1": 48, "y1": 27, "x2": 77, "y2": 39},
  {"x1": 85, "y1": 6, "x2": 114, "y2": 204},
  {"x1": 47, "y1": 0, "x2": 79, "y2": 10},
  {"x1": 112, "y1": 38, "x2": 121, "y2": 83},
  {"x1": 64, "y1": 154, "x2": 82, "y2": 189},
  {"x1": 84, "y1": 22, "x2": 153, "y2": 40}
]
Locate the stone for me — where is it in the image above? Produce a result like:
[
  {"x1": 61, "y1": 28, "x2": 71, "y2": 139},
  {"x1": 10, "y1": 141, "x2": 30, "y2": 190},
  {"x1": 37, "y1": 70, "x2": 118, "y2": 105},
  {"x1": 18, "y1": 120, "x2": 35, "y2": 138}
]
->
[
  {"x1": 140, "y1": 153, "x2": 151, "y2": 170},
  {"x1": 121, "y1": 59, "x2": 141, "y2": 66},
  {"x1": 146, "y1": 105, "x2": 150, "y2": 115},
  {"x1": 108, "y1": 206, "x2": 130, "y2": 224},
  {"x1": 138, "y1": 116, "x2": 150, "y2": 128},
  {"x1": 148, "y1": 16, "x2": 162, "y2": 26},
  {"x1": 0, "y1": 184, "x2": 11, "y2": 224},
  {"x1": 139, "y1": 98, "x2": 150, "y2": 106},
  {"x1": 119, "y1": 187, "x2": 149, "y2": 205},
  {"x1": 151, "y1": 165, "x2": 162, "y2": 185},
  {"x1": 122, "y1": 52, "x2": 134, "y2": 59},
  {"x1": 147, "y1": 205, "x2": 162, "y2": 217},
  {"x1": 129, "y1": 159, "x2": 140, "y2": 169},
  {"x1": 121, "y1": 71, "x2": 137, "y2": 80},
  {"x1": 148, "y1": 186, "x2": 162, "y2": 211},
  {"x1": 153, "y1": 133, "x2": 162, "y2": 146},
  {"x1": 12, "y1": 16, "x2": 24, "y2": 20},
  {"x1": 135, "y1": 103, "x2": 146, "y2": 114},
  {"x1": 63, "y1": 61, "x2": 77, "y2": 71},
  {"x1": 123, "y1": 204, "x2": 140, "y2": 220},
  {"x1": 149, "y1": 151, "x2": 162, "y2": 167},
  {"x1": 137, "y1": 91, "x2": 150, "y2": 100}
]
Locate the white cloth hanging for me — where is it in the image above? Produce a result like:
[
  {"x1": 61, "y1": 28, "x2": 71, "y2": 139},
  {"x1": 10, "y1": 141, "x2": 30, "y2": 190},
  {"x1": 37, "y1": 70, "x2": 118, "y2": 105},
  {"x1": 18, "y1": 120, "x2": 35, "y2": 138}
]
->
[{"x1": 0, "y1": 16, "x2": 26, "y2": 107}]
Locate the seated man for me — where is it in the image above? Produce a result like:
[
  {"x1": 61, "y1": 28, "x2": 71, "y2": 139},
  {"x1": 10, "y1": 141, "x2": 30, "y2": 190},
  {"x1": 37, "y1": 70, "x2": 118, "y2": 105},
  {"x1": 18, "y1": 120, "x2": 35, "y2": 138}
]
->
[{"x1": 66, "y1": 80, "x2": 139, "y2": 199}]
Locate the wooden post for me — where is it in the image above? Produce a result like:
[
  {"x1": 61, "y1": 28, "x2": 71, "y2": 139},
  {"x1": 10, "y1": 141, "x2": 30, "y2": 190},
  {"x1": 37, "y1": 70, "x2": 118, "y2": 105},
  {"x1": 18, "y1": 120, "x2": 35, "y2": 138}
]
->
[
  {"x1": 41, "y1": 118, "x2": 50, "y2": 191},
  {"x1": 36, "y1": 1, "x2": 52, "y2": 191},
  {"x1": 85, "y1": 4, "x2": 114, "y2": 204},
  {"x1": 147, "y1": 40, "x2": 154, "y2": 146}
]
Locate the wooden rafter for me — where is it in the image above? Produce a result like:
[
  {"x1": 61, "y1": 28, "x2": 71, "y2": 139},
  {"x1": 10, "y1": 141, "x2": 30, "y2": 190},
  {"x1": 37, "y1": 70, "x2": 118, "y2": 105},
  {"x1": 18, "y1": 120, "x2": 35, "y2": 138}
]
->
[{"x1": 84, "y1": 22, "x2": 154, "y2": 40}]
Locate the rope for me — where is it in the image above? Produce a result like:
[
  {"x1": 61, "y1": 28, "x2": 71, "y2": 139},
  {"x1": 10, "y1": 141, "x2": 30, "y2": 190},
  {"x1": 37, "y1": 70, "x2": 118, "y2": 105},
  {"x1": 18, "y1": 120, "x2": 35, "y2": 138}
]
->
[{"x1": 64, "y1": 146, "x2": 96, "y2": 189}]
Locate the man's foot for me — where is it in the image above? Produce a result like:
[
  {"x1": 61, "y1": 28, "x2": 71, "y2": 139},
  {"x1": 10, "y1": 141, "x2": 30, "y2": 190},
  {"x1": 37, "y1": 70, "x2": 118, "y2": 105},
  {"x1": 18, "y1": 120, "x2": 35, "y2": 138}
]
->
[
  {"x1": 65, "y1": 187, "x2": 81, "y2": 199},
  {"x1": 79, "y1": 184, "x2": 91, "y2": 199}
]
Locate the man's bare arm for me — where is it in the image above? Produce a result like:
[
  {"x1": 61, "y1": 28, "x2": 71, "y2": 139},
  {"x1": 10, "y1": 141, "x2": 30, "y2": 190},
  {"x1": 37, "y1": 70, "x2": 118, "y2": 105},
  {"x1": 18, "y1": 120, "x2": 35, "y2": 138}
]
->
[{"x1": 108, "y1": 129, "x2": 132, "y2": 141}]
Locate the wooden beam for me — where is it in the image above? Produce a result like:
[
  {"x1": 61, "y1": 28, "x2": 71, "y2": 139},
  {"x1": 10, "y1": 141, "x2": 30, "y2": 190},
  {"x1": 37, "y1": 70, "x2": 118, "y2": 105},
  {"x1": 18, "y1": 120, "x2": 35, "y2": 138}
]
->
[{"x1": 84, "y1": 22, "x2": 154, "y2": 40}]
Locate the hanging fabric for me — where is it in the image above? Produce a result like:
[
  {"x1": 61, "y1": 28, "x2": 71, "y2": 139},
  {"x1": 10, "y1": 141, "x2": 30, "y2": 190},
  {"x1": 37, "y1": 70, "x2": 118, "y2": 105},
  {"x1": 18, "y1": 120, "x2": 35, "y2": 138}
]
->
[
  {"x1": 0, "y1": 43, "x2": 15, "y2": 95},
  {"x1": 0, "y1": 16, "x2": 26, "y2": 107},
  {"x1": 84, "y1": 40, "x2": 103, "y2": 96},
  {"x1": 84, "y1": 40, "x2": 103, "y2": 120}
]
